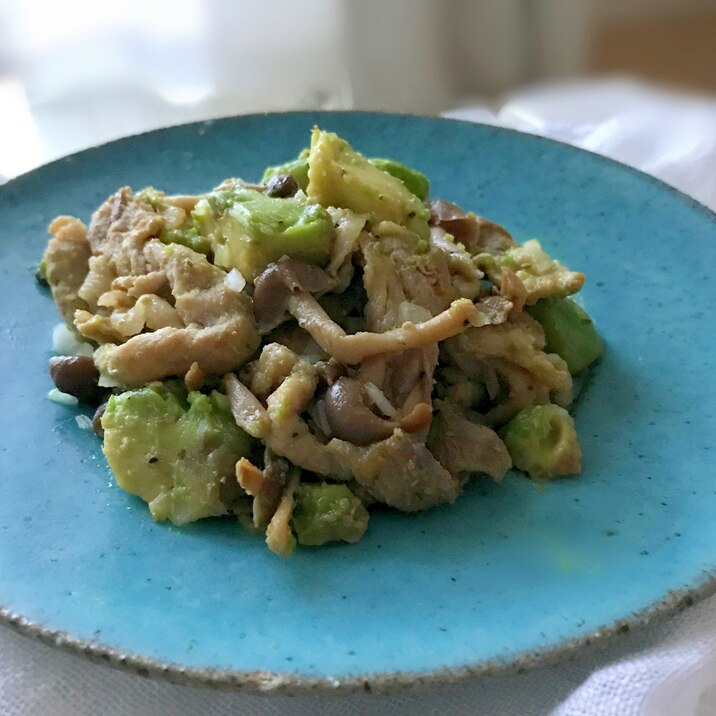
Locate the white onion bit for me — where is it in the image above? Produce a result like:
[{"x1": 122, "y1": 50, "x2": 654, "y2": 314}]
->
[
  {"x1": 75, "y1": 414, "x2": 94, "y2": 431},
  {"x1": 224, "y1": 268, "x2": 246, "y2": 293},
  {"x1": 363, "y1": 381, "x2": 397, "y2": 418},
  {"x1": 51, "y1": 322, "x2": 94, "y2": 357},
  {"x1": 48, "y1": 388, "x2": 79, "y2": 406},
  {"x1": 98, "y1": 373, "x2": 124, "y2": 388}
]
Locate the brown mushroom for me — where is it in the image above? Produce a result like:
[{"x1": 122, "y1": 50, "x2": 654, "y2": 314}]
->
[
  {"x1": 49, "y1": 355, "x2": 104, "y2": 405},
  {"x1": 265, "y1": 173, "x2": 299, "y2": 198},
  {"x1": 322, "y1": 378, "x2": 434, "y2": 446},
  {"x1": 429, "y1": 199, "x2": 516, "y2": 253},
  {"x1": 92, "y1": 399, "x2": 108, "y2": 437},
  {"x1": 323, "y1": 377, "x2": 398, "y2": 446},
  {"x1": 253, "y1": 259, "x2": 332, "y2": 333}
]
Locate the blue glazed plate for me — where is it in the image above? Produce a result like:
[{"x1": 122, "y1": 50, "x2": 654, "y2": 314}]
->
[{"x1": 0, "y1": 112, "x2": 714, "y2": 692}]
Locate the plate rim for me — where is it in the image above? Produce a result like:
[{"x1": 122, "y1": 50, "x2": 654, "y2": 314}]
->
[
  {"x1": 2, "y1": 577, "x2": 715, "y2": 694},
  {"x1": 1, "y1": 109, "x2": 715, "y2": 694}
]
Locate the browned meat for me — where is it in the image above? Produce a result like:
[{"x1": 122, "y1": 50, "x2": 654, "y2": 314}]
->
[
  {"x1": 427, "y1": 402, "x2": 512, "y2": 481},
  {"x1": 92, "y1": 241, "x2": 259, "y2": 386},
  {"x1": 500, "y1": 267, "x2": 528, "y2": 315},
  {"x1": 444, "y1": 313, "x2": 572, "y2": 426},
  {"x1": 225, "y1": 363, "x2": 351, "y2": 479},
  {"x1": 183, "y1": 361, "x2": 205, "y2": 391},
  {"x1": 288, "y1": 292, "x2": 491, "y2": 365},
  {"x1": 333, "y1": 430, "x2": 461, "y2": 511},
  {"x1": 265, "y1": 469, "x2": 300, "y2": 557},
  {"x1": 44, "y1": 216, "x2": 91, "y2": 324},
  {"x1": 86, "y1": 187, "x2": 163, "y2": 275},
  {"x1": 477, "y1": 240, "x2": 585, "y2": 304},
  {"x1": 236, "y1": 456, "x2": 286, "y2": 529}
]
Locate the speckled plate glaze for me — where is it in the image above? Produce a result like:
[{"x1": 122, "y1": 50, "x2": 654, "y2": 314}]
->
[{"x1": 0, "y1": 112, "x2": 714, "y2": 693}]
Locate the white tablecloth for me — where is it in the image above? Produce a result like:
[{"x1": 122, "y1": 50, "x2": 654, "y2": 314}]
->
[{"x1": 1, "y1": 79, "x2": 715, "y2": 716}]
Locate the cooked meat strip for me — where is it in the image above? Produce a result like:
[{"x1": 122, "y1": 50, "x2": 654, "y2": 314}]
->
[
  {"x1": 92, "y1": 241, "x2": 259, "y2": 386},
  {"x1": 243, "y1": 343, "x2": 302, "y2": 401},
  {"x1": 184, "y1": 361, "x2": 205, "y2": 391},
  {"x1": 332, "y1": 430, "x2": 461, "y2": 511},
  {"x1": 265, "y1": 469, "x2": 300, "y2": 557},
  {"x1": 500, "y1": 266, "x2": 528, "y2": 315},
  {"x1": 477, "y1": 239, "x2": 585, "y2": 304},
  {"x1": 325, "y1": 208, "x2": 367, "y2": 277},
  {"x1": 86, "y1": 187, "x2": 163, "y2": 275},
  {"x1": 44, "y1": 216, "x2": 91, "y2": 324},
  {"x1": 444, "y1": 313, "x2": 572, "y2": 426},
  {"x1": 429, "y1": 226, "x2": 485, "y2": 300},
  {"x1": 225, "y1": 365, "x2": 351, "y2": 479},
  {"x1": 236, "y1": 456, "x2": 286, "y2": 529},
  {"x1": 288, "y1": 292, "x2": 495, "y2": 365},
  {"x1": 427, "y1": 401, "x2": 512, "y2": 481},
  {"x1": 223, "y1": 373, "x2": 271, "y2": 439}
]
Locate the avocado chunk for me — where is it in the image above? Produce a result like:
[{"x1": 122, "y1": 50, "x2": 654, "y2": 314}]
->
[
  {"x1": 368, "y1": 158, "x2": 429, "y2": 201},
  {"x1": 261, "y1": 149, "x2": 429, "y2": 201},
  {"x1": 292, "y1": 483, "x2": 369, "y2": 546},
  {"x1": 306, "y1": 129, "x2": 429, "y2": 238},
  {"x1": 160, "y1": 226, "x2": 212, "y2": 256},
  {"x1": 527, "y1": 297, "x2": 603, "y2": 375},
  {"x1": 501, "y1": 404, "x2": 581, "y2": 480},
  {"x1": 194, "y1": 185, "x2": 334, "y2": 280},
  {"x1": 261, "y1": 148, "x2": 310, "y2": 191},
  {"x1": 101, "y1": 383, "x2": 251, "y2": 525},
  {"x1": 135, "y1": 187, "x2": 213, "y2": 255}
]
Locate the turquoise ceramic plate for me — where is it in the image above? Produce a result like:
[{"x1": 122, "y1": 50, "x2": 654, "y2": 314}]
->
[{"x1": 0, "y1": 112, "x2": 714, "y2": 692}]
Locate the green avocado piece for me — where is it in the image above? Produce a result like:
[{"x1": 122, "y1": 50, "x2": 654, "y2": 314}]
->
[
  {"x1": 261, "y1": 148, "x2": 310, "y2": 191},
  {"x1": 501, "y1": 404, "x2": 581, "y2": 480},
  {"x1": 160, "y1": 226, "x2": 212, "y2": 255},
  {"x1": 527, "y1": 297, "x2": 603, "y2": 375},
  {"x1": 306, "y1": 129, "x2": 429, "y2": 238},
  {"x1": 367, "y1": 158, "x2": 429, "y2": 201},
  {"x1": 193, "y1": 185, "x2": 334, "y2": 280},
  {"x1": 101, "y1": 383, "x2": 251, "y2": 526},
  {"x1": 292, "y1": 483, "x2": 369, "y2": 546},
  {"x1": 134, "y1": 187, "x2": 213, "y2": 255},
  {"x1": 261, "y1": 150, "x2": 429, "y2": 202}
]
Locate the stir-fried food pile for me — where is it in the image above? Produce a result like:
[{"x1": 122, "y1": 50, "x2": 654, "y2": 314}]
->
[{"x1": 40, "y1": 129, "x2": 603, "y2": 556}]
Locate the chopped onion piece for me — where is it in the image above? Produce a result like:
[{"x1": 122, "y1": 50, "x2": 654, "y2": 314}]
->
[
  {"x1": 52, "y1": 322, "x2": 93, "y2": 357},
  {"x1": 224, "y1": 268, "x2": 247, "y2": 293},
  {"x1": 98, "y1": 373, "x2": 125, "y2": 388},
  {"x1": 363, "y1": 381, "x2": 397, "y2": 418},
  {"x1": 75, "y1": 414, "x2": 94, "y2": 431},
  {"x1": 48, "y1": 388, "x2": 78, "y2": 406}
]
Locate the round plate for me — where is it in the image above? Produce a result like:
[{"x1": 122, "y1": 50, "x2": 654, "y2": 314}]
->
[{"x1": 0, "y1": 112, "x2": 714, "y2": 693}]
